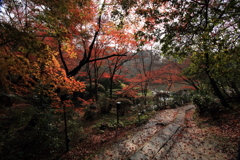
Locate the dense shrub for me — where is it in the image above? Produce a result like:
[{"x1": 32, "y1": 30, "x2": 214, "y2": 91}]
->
[
  {"x1": 169, "y1": 100, "x2": 178, "y2": 109},
  {"x1": 83, "y1": 103, "x2": 98, "y2": 120},
  {"x1": 152, "y1": 96, "x2": 166, "y2": 110},
  {"x1": 145, "y1": 96, "x2": 154, "y2": 105},
  {"x1": 85, "y1": 83, "x2": 105, "y2": 93},
  {"x1": 144, "y1": 104, "x2": 153, "y2": 111},
  {"x1": 133, "y1": 96, "x2": 146, "y2": 105},
  {"x1": 0, "y1": 104, "x2": 85, "y2": 159},
  {"x1": 154, "y1": 92, "x2": 170, "y2": 108},
  {"x1": 170, "y1": 92, "x2": 182, "y2": 106},
  {"x1": 192, "y1": 94, "x2": 221, "y2": 116},
  {"x1": 99, "y1": 98, "x2": 116, "y2": 114},
  {"x1": 83, "y1": 83, "x2": 106, "y2": 100},
  {"x1": 1, "y1": 107, "x2": 61, "y2": 159},
  {"x1": 66, "y1": 110, "x2": 86, "y2": 144},
  {"x1": 116, "y1": 98, "x2": 133, "y2": 116}
]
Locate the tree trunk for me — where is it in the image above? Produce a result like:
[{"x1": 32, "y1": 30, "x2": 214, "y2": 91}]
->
[
  {"x1": 143, "y1": 82, "x2": 148, "y2": 105},
  {"x1": 204, "y1": 53, "x2": 231, "y2": 109},
  {"x1": 207, "y1": 72, "x2": 231, "y2": 109},
  {"x1": 94, "y1": 80, "x2": 98, "y2": 101},
  {"x1": 87, "y1": 66, "x2": 94, "y2": 101},
  {"x1": 109, "y1": 76, "x2": 113, "y2": 99}
]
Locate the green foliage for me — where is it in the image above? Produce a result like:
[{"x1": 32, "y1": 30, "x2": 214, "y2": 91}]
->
[
  {"x1": 1, "y1": 107, "x2": 62, "y2": 159},
  {"x1": 90, "y1": 109, "x2": 155, "y2": 134},
  {"x1": 65, "y1": 108, "x2": 86, "y2": 142},
  {"x1": 133, "y1": 96, "x2": 155, "y2": 113},
  {"x1": 92, "y1": 119, "x2": 119, "y2": 134},
  {"x1": 143, "y1": 104, "x2": 153, "y2": 111},
  {"x1": 152, "y1": 93, "x2": 170, "y2": 109},
  {"x1": 152, "y1": 99, "x2": 164, "y2": 110},
  {"x1": 32, "y1": 86, "x2": 53, "y2": 110},
  {"x1": 112, "y1": 80, "x2": 125, "y2": 90},
  {"x1": 136, "y1": 109, "x2": 156, "y2": 125},
  {"x1": 192, "y1": 93, "x2": 221, "y2": 116},
  {"x1": 133, "y1": 0, "x2": 240, "y2": 109},
  {"x1": 144, "y1": 96, "x2": 154, "y2": 105},
  {"x1": 0, "y1": 105, "x2": 85, "y2": 159}
]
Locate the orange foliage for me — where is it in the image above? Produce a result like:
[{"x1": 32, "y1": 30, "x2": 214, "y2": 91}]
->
[{"x1": 116, "y1": 85, "x2": 139, "y2": 98}]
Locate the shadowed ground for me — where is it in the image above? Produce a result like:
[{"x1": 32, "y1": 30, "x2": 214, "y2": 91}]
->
[
  {"x1": 91, "y1": 103, "x2": 240, "y2": 160},
  {"x1": 91, "y1": 104, "x2": 239, "y2": 160}
]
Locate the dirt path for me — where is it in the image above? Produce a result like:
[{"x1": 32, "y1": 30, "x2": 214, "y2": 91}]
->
[
  {"x1": 91, "y1": 104, "x2": 239, "y2": 160},
  {"x1": 93, "y1": 104, "x2": 195, "y2": 160},
  {"x1": 162, "y1": 108, "x2": 230, "y2": 160}
]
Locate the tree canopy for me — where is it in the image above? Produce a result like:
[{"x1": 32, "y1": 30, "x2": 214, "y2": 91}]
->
[
  {"x1": 1, "y1": 0, "x2": 240, "y2": 159},
  {"x1": 131, "y1": 0, "x2": 240, "y2": 107},
  {"x1": 0, "y1": 0, "x2": 239, "y2": 106}
]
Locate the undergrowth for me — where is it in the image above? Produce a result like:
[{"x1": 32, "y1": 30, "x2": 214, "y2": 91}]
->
[{"x1": 194, "y1": 104, "x2": 240, "y2": 159}]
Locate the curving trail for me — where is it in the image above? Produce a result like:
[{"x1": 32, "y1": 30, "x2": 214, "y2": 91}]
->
[
  {"x1": 92, "y1": 104, "x2": 233, "y2": 160},
  {"x1": 162, "y1": 107, "x2": 229, "y2": 160},
  {"x1": 93, "y1": 104, "x2": 205, "y2": 160}
]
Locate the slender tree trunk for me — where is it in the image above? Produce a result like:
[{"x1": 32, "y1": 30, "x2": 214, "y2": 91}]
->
[
  {"x1": 141, "y1": 83, "x2": 144, "y2": 97},
  {"x1": 86, "y1": 64, "x2": 94, "y2": 101},
  {"x1": 143, "y1": 82, "x2": 148, "y2": 105},
  {"x1": 109, "y1": 77, "x2": 113, "y2": 99},
  {"x1": 144, "y1": 82, "x2": 148, "y2": 97},
  {"x1": 109, "y1": 69, "x2": 117, "y2": 99},
  {"x1": 94, "y1": 79, "x2": 98, "y2": 101}
]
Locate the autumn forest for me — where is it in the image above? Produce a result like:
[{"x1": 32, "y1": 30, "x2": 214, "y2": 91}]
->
[{"x1": 0, "y1": 0, "x2": 240, "y2": 159}]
